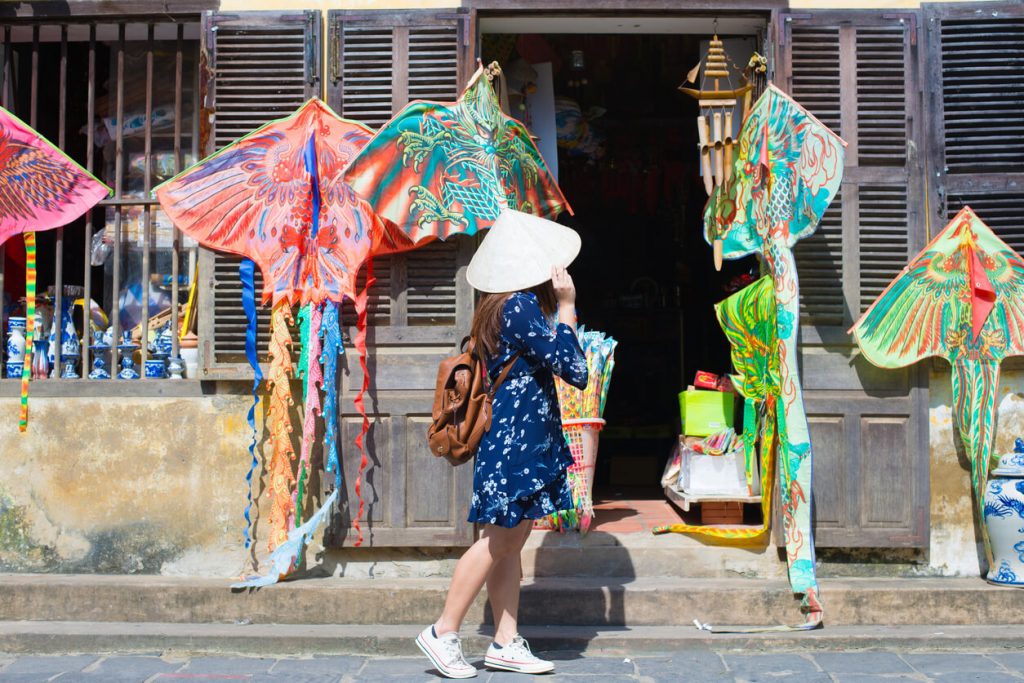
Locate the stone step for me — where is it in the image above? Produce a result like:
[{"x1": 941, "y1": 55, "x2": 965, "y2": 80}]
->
[
  {"x1": 328, "y1": 530, "x2": 788, "y2": 580},
  {"x1": 1, "y1": 621, "x2": 1023, "y2": 658},
  {"x1": 2, "y1": 574, "x2": 1022, "y2": 628}
]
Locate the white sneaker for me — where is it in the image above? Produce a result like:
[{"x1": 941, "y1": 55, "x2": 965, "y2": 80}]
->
[
  {"x1": 415, "y1": 625, "x2": 478, "y2": 679},
  {"x1": 484, "y1": 634, "x2": 554, "y2": 674}
]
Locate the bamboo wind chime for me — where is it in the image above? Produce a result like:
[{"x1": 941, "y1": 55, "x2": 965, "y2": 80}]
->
[{"x1": 680, "y1": 37, "x2": 766, "y2": 269}]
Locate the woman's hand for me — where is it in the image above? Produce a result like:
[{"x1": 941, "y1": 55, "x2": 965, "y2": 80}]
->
[
  {"x1": 551, "y1": 266, "x2": 576, "y2": 307},
  {"x1": 552, "y1": 266, "x2": 577, "y2": 330}
]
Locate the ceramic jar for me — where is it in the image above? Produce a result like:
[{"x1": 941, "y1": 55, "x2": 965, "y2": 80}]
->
[
  {"x1": 983, "y1": 439, "x2": 1024, "y2": 587},
  {"x1": 6, "y1": 316, "x2": 26, "y2": 364}
]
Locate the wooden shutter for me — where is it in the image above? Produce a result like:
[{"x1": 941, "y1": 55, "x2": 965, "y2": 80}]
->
[
  {"x1": 196, "y1": 10, "x2": 320, "y2": 377},
  {"x1": 927, "y1": 3, "x2": 1024, "y2": 252},
  {"x1": 778, "y1": 12, "x2": 929, "y2": 547},
  {"x1": 325, "y1": 9, "x2": 476, "y2": 547}
]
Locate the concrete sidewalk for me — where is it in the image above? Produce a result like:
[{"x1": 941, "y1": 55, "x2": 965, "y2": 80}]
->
[{"x1": 3, "y1": 649, "x2": 1024, "y2": 682}]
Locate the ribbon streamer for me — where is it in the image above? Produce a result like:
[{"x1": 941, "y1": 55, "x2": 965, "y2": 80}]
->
[
  {"x1": 293, "y1": 303, "x2": 323, "y2": 528},
  {"x1": 266, "y1": 301, "x2": 297, "y2": 551},
  {"x1": 239, "y1": 258, "x2": 264, "y2": 548},
  {"x1": 18, "y1": 232, "x2": 36, "y2": 432},
  {"x1": 321, "y1": 301, "x2": 343, "y2": 490},
  {"x1": 351, "y1": 259, "x2": 375, "y2": 547}
]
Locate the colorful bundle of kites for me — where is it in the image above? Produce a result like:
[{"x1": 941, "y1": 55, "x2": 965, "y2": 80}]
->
[{"x1": 537, "y1": 327, "x2": 617, "y2": 533}]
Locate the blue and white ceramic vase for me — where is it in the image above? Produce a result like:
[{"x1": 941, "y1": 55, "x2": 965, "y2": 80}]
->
[
  {"x1": 117, "y1": 331, "x2": 139, "y2": 380},
  {"x1": 6, "y1": 317, "x2": 26, "y2": 367},
  {"x1": 88, "y1": 344, "x2": 111, "y2": 380},
  {"x1": 5, "y1": 361, "x2": 23, "y2": 379},
  {"x1": 144, "y1": 358, "x2": 166, "y2": 379},
  {"x1": 983, "y1": 438, "x2": 1024, "y2": 587}
]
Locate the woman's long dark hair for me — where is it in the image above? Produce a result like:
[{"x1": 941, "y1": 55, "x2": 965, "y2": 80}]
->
[{"x1": 471, "y1": 281, "x2": 557, "y2": 357}]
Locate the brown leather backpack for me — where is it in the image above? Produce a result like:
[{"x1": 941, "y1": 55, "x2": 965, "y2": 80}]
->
[{"x1": 427, "y1": 337, "x2": 519, "y2": 466}]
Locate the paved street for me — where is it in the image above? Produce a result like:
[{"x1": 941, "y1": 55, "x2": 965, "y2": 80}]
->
[{"x1": 2, "y1": 650, "x2": 1024, "y2": 682}]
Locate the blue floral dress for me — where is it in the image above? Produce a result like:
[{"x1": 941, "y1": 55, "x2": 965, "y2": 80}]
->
[{"x1": 468, "y1": 292, "x2": 589, "y2": 528}]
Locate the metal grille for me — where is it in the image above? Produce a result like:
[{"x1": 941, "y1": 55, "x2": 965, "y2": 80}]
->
[{"x1": 0, "y1": 20, "x2": 201, "y2": 381}]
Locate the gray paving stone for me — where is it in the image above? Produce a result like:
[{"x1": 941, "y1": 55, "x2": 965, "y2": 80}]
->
[
  {"x1": 251, "y1": 674, "x2": 344, "y2": 683},
  {"x1": 1, "y1": 656, "x2": 97, "y2": 675},
  {"x1": 723, "y1": 653, "x2": 820, "y2": 678},
  {"x1": 814, "y1": 652, "x2": 914, "y2": 674},
  {"x1": 992, "y1": 654, "x2": 1024, "y2": 674},
  {"x1": 486, "y1": 672, "x2": 560, "y2": 682},
  {"x1": 80, "y1": 656, "x2": 181, "y2": 679},
  {"x1": 734, "y1": 675, "x2": 834, "y2": 683},
  {"x1": 832, "y1": 677, "x2": 921, "y2": 683},
  {"x1": 633, "y1": 652, "x2": 728, "y2": 678},
  {"x1": 0, "y1": 675, "x2": 58, "y2": 683},
  {"x1": 177, "y1": 656, "x2": 275, "y2": 674},
  {"x1": 359, "y1": 656, "x2": 473, "y2": 678},
  {"x1": 933, "y1": 674, "x2": 1024, "y2": 683},
  {"x1": 903, "y1": 654, "x2": 1003, "y2": 674},
  {"x1": 269, "y1": 657, "x2": 364, "y2": 676},
  {"x1": 541, "y1": 654, "x2": 635, "y2": 675}
]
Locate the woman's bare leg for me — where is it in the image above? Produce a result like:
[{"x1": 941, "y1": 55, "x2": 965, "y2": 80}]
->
[
  {"x1": 486, "y1": 540, "x2": 529, "y2": 646},
  {"x1": 435, "y1": 520, "x2": 533, "y2": 636}
]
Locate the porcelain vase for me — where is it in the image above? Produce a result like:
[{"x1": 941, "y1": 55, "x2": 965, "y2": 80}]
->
[
  {"x1": 984, "y1": 439, "x2": 1024, "y2": 587},
  {"x1": 6, "y1": 316, "x2": 26, "y2": 364}
]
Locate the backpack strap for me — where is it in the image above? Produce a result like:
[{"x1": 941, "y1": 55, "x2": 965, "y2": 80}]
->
[
  {"x1": 469, "y1": 336, "x2": 520, "y2": 399},
  {"x1": 487, "y1": 352, "x2": 520, "y2": 399}
]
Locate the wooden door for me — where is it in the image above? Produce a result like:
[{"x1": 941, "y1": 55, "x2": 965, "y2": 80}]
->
[
  {"x1": 325, "y1": 9, "x2": 477, "y2": 546},
  {"x1": 776, "y1": 11, "x2": 929, "y2": 547}
]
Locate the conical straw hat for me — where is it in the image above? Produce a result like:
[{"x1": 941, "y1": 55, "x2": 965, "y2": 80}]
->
[{"x1": 466, "y1": 209, "x2": 581, "y2": 293}]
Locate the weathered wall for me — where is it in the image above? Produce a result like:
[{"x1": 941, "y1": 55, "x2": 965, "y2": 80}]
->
[
  {"x1": 0, "y1": 393, "x2": 255, "y2": 577},
  {"x1": 216, "y1": 0, "x2": 990, "y2": 10},
  {"x1": 927, "y1": 366, "x2": 1024, "y2": 577},
  {"x1": 1, "y1": 367, "x2": 1017, "y2": 578}
]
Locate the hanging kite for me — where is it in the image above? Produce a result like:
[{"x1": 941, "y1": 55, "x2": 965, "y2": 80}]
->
[
  {"x1": 0, "y1": 106, "x2": 111, "y2": 432},
  {"x1": 345, "y1": 61, "x2": 570, "y2": 244},
  {"x1": 156, "y1": 98, "x2": 387, "y2": 584},
  {"x1": 851, "y1": 206, "x2": 1024, "y2": 570},
  {"x1": 658, "y1": 85, "x2": 845, "y2": 629}
]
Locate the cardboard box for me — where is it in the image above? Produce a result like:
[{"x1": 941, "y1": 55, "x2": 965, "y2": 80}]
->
[
  {"x1": 678, "y1": 389, "x2": 735, "y2": 437},
  {"x1": 678, "y1": 446, "x2": 748, "y2": 496}
]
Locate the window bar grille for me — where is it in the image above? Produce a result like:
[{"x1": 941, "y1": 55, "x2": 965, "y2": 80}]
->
[
  {"x1": 53, "y1": 24, "x2": 68, "y2": 378},
  {"x1": 171, "y1": 22, "x2": 183, "y2": 362},
  {"x1": 110, "y1": 23, "x2": 125, "y2": 364},
  {"x1": 139, "y1": 23, "x2": 154, "y2": 374},
  {"x1": 81, "y1": 23, "x2": 96, "y2": 377}
]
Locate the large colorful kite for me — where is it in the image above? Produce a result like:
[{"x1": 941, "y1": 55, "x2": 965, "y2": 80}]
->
[
  {"x1": 156, "y1": 99, "x2": 387, "y2": 584},
  {"x1": 852, "y1": 207, "x2": 1024, "y2": 568},
  {"x1": 345, "y1": 61, "x2": 570, "y2": 244},
  {"x1": 659, "y1": 85, "x2": 845, "y2": 628},
  {"x1": 0, "y1": 106, "x2": 111, "y2": 431}
]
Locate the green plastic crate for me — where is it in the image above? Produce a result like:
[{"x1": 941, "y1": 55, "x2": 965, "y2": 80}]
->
[{"x1": 678, "y1": 389, "x2": 735, "y2": 437}]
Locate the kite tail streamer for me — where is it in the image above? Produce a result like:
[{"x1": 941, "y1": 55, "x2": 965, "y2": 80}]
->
[
  {"x1": 351, "y1": 259, "x2": 375, "y2": 547},
  {"x1": 952, "y1": 357, "x2": 1000, "y2": 569},
  {"x1": 239, "y1": 258, "x2": 264, "y2": 548},
  {"x1": 296, "y1": 305, "x2": 311, "y2": 403},
  {"x1": 231, "y1": 489, "x2": 338, "y2": 588},
  {"x1": 18, "y1": 232, "x2": 36, "y2": 432},
  {"x1": 321, "y1": 301, "x2": 343, "y2": 490},
  {"x1": 266, "y1": 301, "x2": 297, "y2": 551},
  {"x1": 293, "y1": 303, "x2": 323, "y2": 528}
]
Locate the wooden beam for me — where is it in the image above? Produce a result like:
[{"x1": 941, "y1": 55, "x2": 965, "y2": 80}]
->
[
  {"x1": 468, "y1": 0, "x2": 783, "y2": 11},
  {"x1": 0, "y1": 1, "x2": 216, "y2": 18}
]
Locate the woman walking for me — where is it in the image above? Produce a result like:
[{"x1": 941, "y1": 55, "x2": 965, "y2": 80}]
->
[{"x1": 416, "y1": 209, "x2": 588, "y2": 678}]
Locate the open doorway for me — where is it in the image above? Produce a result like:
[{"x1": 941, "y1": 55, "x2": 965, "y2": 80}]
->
[{"x1": 481, "y1": 17, "x2": 764, "y2": 530}]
